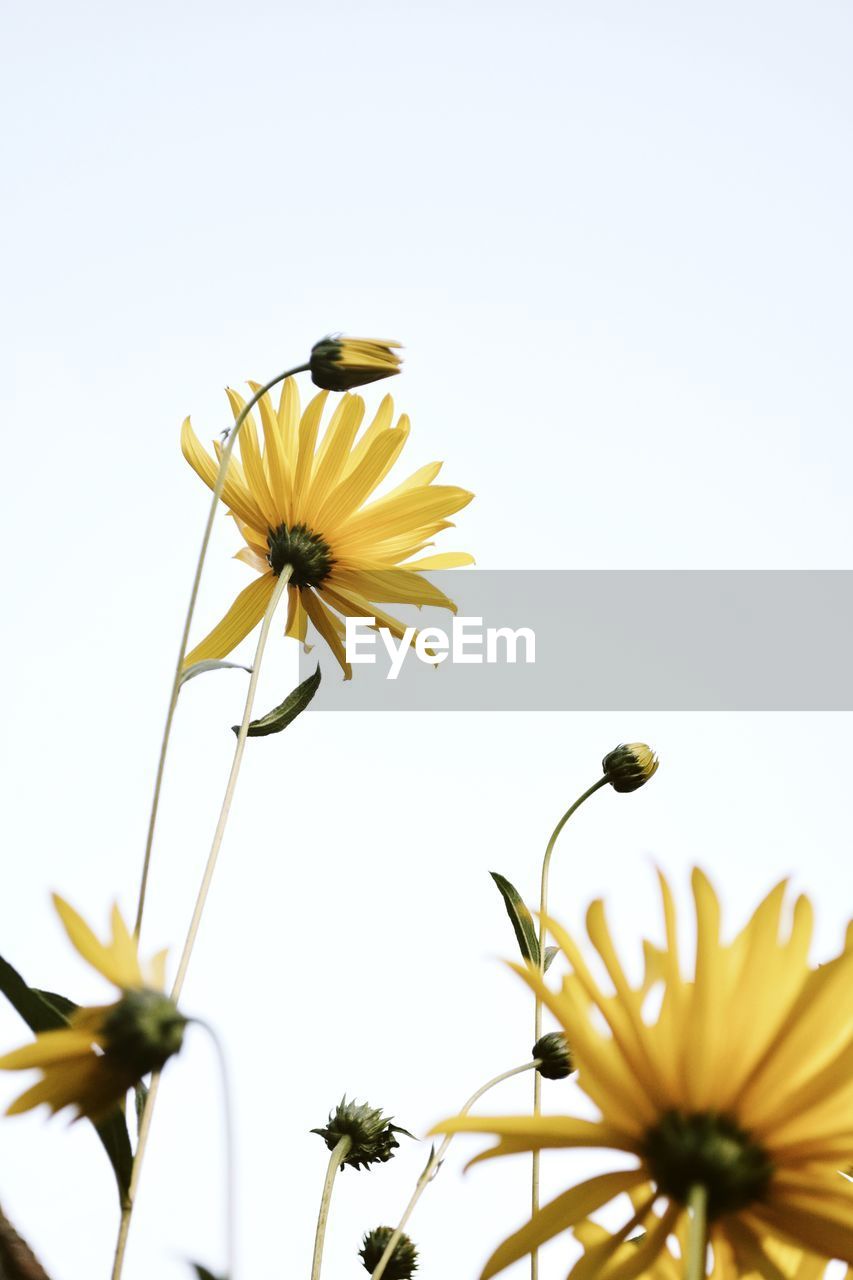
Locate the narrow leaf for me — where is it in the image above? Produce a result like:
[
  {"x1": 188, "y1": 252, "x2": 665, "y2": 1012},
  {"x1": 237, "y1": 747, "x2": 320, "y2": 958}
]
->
[
  {"x1": 489, "y1": 872, "x2": 540, "y2": 967},
  {"x1": 190, "y1": 1265, "x2": 226, "y2": 1280},
  {"x1": 543, "y1": 945, "x2": 559, "y2": 972},
  {"x1": 232, "y1": 664, "x2": 321, "y2": 737},
  {"x1": 180, "y1": 659, "x2": 252, "y2": 685},
  {"x1": 0, "y1": 956, "x2": 134, "y2": 1204}
]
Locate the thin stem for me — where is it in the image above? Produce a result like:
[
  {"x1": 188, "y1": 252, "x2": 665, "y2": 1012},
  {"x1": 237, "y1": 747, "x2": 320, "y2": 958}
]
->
[
  {"x1": 111, "y1": 567, "x2": 292, "y2": 1280},
  {"x1": 133, "y1": 362, "x2": 309, "y2": 940},
  {"x1": 685, "y1": 1184, "x2": 708, "y2": 1280},
  {"x1": 371, "y1": 1061, "x2": 538, "y2": 1280},
  {"x1": 311, "y1": 1137, "x2": 352, "y2": 1280},
  {"x1": 193, "y1": 1020, "x2": 237, "y2": 1279},
  {"x1": 531, "y1": 775, "x2": 608, "y2": 1280}
]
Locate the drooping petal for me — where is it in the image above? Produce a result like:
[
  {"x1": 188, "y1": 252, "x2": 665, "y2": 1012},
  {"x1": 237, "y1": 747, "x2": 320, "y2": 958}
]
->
[{"x1": 183, "y1": 574, "x2": 276, "y2": 668}]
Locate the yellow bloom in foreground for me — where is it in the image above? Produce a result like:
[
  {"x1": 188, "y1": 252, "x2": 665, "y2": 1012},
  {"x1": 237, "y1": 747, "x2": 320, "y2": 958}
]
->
[
  {"x1": 0, "y1": 897, "x2": 183, "y2": 1121},
  {"x1": 433, "y1": 870, "x2": 853, "y2": 1279},
  {"x1": 575, "y1": 1208, "x2": 850, "y2": 1279},
  {"x1": 182, "y1": 381, "x2": 474, "y2": 677}
]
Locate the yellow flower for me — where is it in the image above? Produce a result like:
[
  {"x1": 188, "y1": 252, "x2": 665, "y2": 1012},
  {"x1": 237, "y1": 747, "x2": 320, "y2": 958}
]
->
[
  {"x1": 310, "y1": 336, "x2": 403, "y2": 391},
  {"x1": 574, "y1": 1207, "x2": 850, "y2": 1278},
  {"x1": 0, "y1": 896, "x2": 183, "y2": 1121},
  {"x1": 433, "y1": 870, "x2": 853, "y2": 1278},
  {"x1": 182, "y1": 381, "x2": 474, "y2": 678}
]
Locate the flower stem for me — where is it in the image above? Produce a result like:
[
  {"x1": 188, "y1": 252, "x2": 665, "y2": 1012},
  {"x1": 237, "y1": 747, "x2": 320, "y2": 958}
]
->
[
  {"x1": 685, "y1": 1183, "x2": 708, "y2": 1280},
  {"x1": 193, "y1": 1020, "x2": 237, "y2": 1279},
  {"x1": 531, "y1": 775, "x2": 608, "y2": 1280},
  {"x1": 371, "y1": 1061, "x2": 538, "y2": 1280},
  {"x1": 133, "y1": 362, "x2": 309, "y2": 940},
  {"x1": 111, "y1": 567, "x2": 293, "y2": 1280},
  {"x1": 311, "y1": 1137, "x2": 352, "y2": 1280}
]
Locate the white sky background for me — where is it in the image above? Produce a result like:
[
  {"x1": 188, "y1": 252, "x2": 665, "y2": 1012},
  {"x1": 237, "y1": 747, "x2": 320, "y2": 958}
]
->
[{"x1": 1, "y1": 2, "x2": 852, "y2": 1278}]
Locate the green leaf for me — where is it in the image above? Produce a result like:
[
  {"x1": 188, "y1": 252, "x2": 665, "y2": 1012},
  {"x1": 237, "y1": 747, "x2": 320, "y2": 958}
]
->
[
  {"x1": 0, "y1": 956, "x2": 134, "y2": 1205},
  {"x1": 190, "y1": 1265, "x2": 226, "y2": 1280},
  {"x1": 489, "y1": 872, "x2": 540, "y2": 967},
  {"x1": 180, "y1": 659, "x2": 252, "y2": 685},
  {"x1": 232, "y1": 664, "x2": 321, "y2": 737},
  {"x1": 543, "y1": 945, "x2": 559, "y2": 972}
]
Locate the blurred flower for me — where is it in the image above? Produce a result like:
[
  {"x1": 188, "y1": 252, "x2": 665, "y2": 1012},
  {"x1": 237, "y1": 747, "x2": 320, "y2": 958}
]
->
[
  {"x1": 0, "y1": 896, "x2": 183, "y2": 1121},
  {"x1": 182, "y1": 381, "x2": 474, "y2": 678},
  {"x1": 359, "y1": 1227, "x2": 419, "y2": 1279},
  {"x1": 602, "y1": 742, "x2": 659, "y2": 792},
  {"x1": 312, "y1": 1097, "x2": 412, "y2": 1171},
  {"x1": 310, "y1": 336, "x2": 403, "y2": 392},
  {"x1": 433, "y1": 871, "x2": 853, "y2": 1278}
]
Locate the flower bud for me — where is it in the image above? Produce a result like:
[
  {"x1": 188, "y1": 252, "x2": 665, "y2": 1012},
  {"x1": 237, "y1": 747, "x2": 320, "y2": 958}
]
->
[
  {"x1": 311, "y1": 1097, "x2": 412, "y2": 1171},
  {"x1": 602, "y1": 743, "x2": 659, "y2": 793},
  {"x1": 101, "y1": 989, "x2": 186, "y2": 1074},
  {"x1": 310, "y1": 336, "x2": 403, "y2": 391},
  {"x1": 359, "y1": 1227, "x2": 418, "y2": 1279},
  {"x1": 532, "y1": 1031, "x2": 574, "y2": 1080}
]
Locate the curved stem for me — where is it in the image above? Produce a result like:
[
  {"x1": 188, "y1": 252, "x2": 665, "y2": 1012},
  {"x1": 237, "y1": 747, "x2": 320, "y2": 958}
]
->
[
  {"x1": 193, "y1": 1020, "x2": 237, "y2": 1279},
  {"x1": 685, "y1": 1183, "x2": 708, "y2": 1280},
  {"x1": 311, "y1": 1137, "x2": 352, "y2": 1280},
  {"x1": 371, "y1": 1060, "x2": 538, "y2": 1280},
  {"x1": 133, "y1": 362, "x2": 309, "y2": 940},
  {"x1": 111, "y1": 567, "x2": 293, "y2": 1280},
  {"x1": 531, "y1": 775, "x2": 608, "y2": 1280}
]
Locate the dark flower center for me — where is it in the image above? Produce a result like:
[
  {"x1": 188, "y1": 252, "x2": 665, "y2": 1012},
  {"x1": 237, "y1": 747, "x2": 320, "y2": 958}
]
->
[
  {"x1": 267, "y1": 522, "x2": 333, "y2": 587},
  {"x1": 643, "y1": 1110, "x2": 773, "y2": 1219}
]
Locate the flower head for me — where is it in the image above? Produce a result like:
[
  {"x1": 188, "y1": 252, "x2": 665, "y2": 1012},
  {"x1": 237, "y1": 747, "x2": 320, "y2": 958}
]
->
[
  {"x1": 181, "y1": 381, "x2": 474, "y2": 678},
  {"x1": 359, "y1": 1227, "x2": 419, "y2": 1279},
  {"x1": 0, "y1": 896, "x2": 183, "y2": 1121},
  {"x1": 310, "y1": 336, "x2": 403, "y2": 391},
  {"x1": 432, "y1": 870, "x2": 853, "y2": 1278},
  {"x1": 312, "y1": 1097, "x2": 411, "y2": 1171},
  {"x1": 602, "y1": 742, "x2": 659, "y2": 793}
]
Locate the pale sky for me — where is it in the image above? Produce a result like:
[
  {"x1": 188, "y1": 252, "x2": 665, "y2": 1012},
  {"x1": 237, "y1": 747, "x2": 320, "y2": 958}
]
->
[{"x1": 1, "y1": 2, "x2": 852, "y2": 1278}]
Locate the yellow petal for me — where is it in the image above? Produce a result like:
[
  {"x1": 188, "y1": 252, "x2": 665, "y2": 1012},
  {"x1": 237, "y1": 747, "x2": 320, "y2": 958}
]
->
[
  {"x1": 52, "y1": 895, "x2": 136, "y2": 989},
  {"x1": 480, "y1": 1169, "x2": 644, "y2": 1280},
  {"x1": 180, "y1": 417, "x2": 267, "y2": 531},
  {"x1": 183, "y1": 574, "x2": 276, "y2": 668},
  {"x1": 0, "y1": 1028, "x2": 100, "y2": 1069},
  {"x1": 302, "y1": 590, "x2": 351, "y2": 680}
]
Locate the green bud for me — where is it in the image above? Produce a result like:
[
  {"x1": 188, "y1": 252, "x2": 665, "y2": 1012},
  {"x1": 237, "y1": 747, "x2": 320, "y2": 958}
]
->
[
  {"x1": 359, "y1": 1227, "x2": 418, "y2": 1279},
  {"x1": 101, "y1": 989, "x2": 186, "y2": 1074},
  {"x1": 311, "y1": 1097, "x2": 412, "y2": 1171},
  {"x1": 532, "y1": 1031, "x2": 574, "y2": 1080}
]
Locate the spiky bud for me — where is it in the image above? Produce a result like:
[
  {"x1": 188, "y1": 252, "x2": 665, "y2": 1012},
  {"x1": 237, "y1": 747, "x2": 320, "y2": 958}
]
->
[
  {"x1": 311, "y1": 1097, "x2": 412, "y2": 1171},
  {"x1": 359, "y1": 1227, "x2": 418, "y2": 1279}
]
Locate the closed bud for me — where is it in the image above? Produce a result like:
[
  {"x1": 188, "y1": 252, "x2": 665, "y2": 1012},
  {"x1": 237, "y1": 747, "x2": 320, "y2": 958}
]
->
[
  {"x1": 359, "y1": 1227, "x2": 418, "y2": 1279},
  {"x1": 311, "y1": 1097, "x2": 412, "y2": 1171},
  {"x1": 533, "y1": 1031, "x2": 574, "y2": 1080},
  {"x1": 602, "y1": 742, "x2": 659, "y2": 793},
  {"x1": 310, "y1": 336, "x2": 403, "y2": 391}
]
